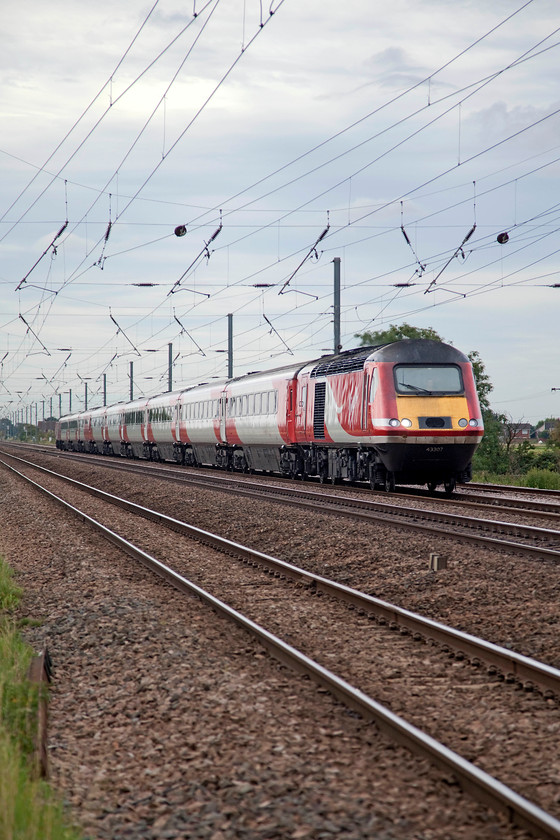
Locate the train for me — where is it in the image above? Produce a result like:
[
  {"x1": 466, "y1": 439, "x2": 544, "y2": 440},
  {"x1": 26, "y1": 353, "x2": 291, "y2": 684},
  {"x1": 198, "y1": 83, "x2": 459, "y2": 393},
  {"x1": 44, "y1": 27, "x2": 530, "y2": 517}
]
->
[{"x1": 55, "y1": 338, "x2": 484, "y2": 494}]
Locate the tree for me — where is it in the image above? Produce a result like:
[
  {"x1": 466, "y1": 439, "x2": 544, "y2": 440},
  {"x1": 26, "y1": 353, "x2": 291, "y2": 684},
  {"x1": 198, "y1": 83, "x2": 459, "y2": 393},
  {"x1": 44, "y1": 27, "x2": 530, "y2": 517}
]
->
[
  {"x1": 354, "y1": 323, "x2": 444, "y2": 345},
  {"x1": 549, "y1": 421, "x2": 560, "y2": 448},
  {"x1": 467, "y1": 350, "x2": 493, "y2": 413},
  {"x1": 471, "y1": 410, "x2": 508, "y2": 474}
]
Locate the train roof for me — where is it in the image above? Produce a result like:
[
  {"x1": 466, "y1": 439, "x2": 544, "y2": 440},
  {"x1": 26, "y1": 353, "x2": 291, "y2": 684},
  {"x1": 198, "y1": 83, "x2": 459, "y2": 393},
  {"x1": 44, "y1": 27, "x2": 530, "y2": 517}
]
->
[
  {"x1": 57, "y1": 340, "x2": 469, "y2": 422},
  {"x1": 226, "y1": 344, "x2": 389, "y2": 384},
  {"x1": 369, "y1": 339, "x2": 470, "y2": 364}
]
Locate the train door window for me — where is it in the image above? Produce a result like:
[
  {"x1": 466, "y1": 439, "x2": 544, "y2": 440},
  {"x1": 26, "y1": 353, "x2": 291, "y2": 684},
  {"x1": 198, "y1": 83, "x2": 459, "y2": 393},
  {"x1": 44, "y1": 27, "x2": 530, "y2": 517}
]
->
[
  {"x1": 301, "y1": 385, "x2": 308, "y2": 430},
  {"x1": 370, "y1": 368, "x2": 379, "y2": 404},
  {"x1": 361, "y1": 373, "x2": 370, "y2": 430}
]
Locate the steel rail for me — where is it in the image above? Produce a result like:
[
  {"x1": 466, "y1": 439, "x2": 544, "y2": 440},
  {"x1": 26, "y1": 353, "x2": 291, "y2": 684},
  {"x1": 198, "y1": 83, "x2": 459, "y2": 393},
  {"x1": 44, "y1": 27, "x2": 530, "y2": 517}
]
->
[
  {"x1": 4, "y1": 452, "x2": 560, "y2": 698},
  {"x1": 2, "y1": 457, "x2": 560, "y2": 840},
  {"x1": 466, "y1": 482, "x2": 560, "y2": 500},
  {"x1": 453, "y1": 491, "x2": 560, "y2": 518}
]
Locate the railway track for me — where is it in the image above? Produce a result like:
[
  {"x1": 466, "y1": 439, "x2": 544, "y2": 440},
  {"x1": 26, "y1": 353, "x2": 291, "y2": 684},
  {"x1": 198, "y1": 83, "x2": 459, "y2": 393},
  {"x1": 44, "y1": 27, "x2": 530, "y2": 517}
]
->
[
  {"x1": 2, "y1": 453, "x2": 560, "y2": 839},
  {"x1": 6, "y1": 442, "x2": 560, "y2": 518},
  {"x1": 5, "y1": 445, "x2": 560, "y2": 564},
  {"x1": 3, "y1": 450, "x2": 559, "y2": 697}
]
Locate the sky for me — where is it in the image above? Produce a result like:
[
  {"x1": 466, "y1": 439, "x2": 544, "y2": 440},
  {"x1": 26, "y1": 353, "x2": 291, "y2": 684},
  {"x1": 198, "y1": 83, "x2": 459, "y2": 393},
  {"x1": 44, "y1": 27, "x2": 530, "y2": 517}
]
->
[{"x1": 1, "y1": 0, "x2": 559, "y2": 425}]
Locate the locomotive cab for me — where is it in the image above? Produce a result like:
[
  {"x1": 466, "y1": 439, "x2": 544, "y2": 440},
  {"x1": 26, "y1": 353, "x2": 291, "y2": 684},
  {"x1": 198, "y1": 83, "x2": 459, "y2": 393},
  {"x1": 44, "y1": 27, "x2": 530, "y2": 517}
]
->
[{"x1": 368, "y1": 340, "x2": 484, "y2": 492}]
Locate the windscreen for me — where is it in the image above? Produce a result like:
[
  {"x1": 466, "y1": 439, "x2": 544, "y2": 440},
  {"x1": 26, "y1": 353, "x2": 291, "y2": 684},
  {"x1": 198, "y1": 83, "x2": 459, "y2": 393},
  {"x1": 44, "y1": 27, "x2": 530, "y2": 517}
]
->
[{"x1": 394, "y1": 364, "x2": 463, "y2": 395}]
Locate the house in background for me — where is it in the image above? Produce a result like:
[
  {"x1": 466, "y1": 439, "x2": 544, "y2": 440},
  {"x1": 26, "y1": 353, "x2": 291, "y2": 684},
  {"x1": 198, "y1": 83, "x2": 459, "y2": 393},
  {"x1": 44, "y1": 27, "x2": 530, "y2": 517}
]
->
[
  {"x1": 534, "y1": 419, "x2": 560, "y2": 442},
  {"x1": 508, "y1": 422, "x2": 532, "y2": 442}
]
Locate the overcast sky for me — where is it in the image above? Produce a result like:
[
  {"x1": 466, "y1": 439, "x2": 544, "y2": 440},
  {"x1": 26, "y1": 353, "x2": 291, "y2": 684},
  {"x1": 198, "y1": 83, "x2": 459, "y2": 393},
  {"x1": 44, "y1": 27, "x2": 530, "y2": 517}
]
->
[{"x1": 1, "y1": 0, "x2": 559, "y2": 424}]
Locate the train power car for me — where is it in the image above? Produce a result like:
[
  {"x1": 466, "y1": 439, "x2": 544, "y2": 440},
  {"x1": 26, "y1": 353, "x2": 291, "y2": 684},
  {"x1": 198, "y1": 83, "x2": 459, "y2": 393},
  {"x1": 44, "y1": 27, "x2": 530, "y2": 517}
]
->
[{"x1": 56, "y1": 339, "x2": 484, "y2": 493}]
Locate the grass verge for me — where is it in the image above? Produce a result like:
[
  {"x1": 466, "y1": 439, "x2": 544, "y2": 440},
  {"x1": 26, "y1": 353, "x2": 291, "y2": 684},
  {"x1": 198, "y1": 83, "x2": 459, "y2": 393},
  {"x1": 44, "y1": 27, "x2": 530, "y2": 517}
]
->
[
  {"x1": 0, "y1": 556, "x2": 83, "y2": 840},
  {"x1": 473, "y1": 468, "x2": 560, "y2": 490}
]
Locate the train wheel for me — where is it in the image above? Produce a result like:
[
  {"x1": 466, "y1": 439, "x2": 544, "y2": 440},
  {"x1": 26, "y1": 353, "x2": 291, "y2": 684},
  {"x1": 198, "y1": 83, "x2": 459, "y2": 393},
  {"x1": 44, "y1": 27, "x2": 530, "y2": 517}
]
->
[
  {"x1": 444, "y1": 478, "x2": 456, "y2": 496},
  {"x1": 427, "y1": 481, "x2": 438, "y2": 493},
  {"x1": 384, "y1": 472, "x2": 395, "y2": 492}
]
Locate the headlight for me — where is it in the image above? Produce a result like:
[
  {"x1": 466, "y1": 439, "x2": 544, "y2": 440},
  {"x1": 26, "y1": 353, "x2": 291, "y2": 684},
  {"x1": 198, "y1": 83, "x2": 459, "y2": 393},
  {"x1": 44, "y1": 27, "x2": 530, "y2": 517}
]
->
[
  {"x1": 469, "y1": 419, "x2": 479, "y2": 427},
  {"x1": 389, "y1": 418, "x2": 400, "y2": 427},
  {"x1": 401, "y1": 418, "x2": 412, "y2": 428},
  {"x1": 458, "y1": 418, "x2": 468, "y2": 428}
]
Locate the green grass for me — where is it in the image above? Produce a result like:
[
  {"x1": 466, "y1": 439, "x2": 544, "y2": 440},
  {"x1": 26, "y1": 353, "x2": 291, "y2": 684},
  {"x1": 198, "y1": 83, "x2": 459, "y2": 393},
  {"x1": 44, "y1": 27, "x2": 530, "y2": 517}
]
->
[
  {"x1": 473, "y1": 468, "x2": 560, "y2": 490},
  {"x1": 0, "y1": 558, "x2": 83, "y2": 840}
]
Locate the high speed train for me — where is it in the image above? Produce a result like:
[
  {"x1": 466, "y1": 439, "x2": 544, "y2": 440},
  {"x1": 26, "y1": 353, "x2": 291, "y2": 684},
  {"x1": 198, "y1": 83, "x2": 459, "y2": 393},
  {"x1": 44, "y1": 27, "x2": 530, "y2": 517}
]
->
[{"x1": 56, "y1": 339, "x2": 484, "y2": 493}]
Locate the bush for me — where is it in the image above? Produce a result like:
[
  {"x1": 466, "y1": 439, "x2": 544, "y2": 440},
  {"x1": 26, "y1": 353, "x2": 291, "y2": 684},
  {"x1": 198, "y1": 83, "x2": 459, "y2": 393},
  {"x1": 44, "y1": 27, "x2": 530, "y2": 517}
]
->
[{"x1": 531, "y1": 449, "x2": 560, "y2": 472}]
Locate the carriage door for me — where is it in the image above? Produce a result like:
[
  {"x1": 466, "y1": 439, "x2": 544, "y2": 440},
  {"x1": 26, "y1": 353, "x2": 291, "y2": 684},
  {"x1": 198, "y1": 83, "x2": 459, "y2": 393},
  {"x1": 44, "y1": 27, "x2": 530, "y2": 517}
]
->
[
  {"x1": 361, "y1": 370, "x2": 370, "y2": 430},
  {"x1": 295, "y1": 381, "x2": 308, "y2": 439},
  {"x1": 219, "y1": 394, "x2": 228, "y2": 443},
  {"x1": 286, "y1": 381, "x2": 296, "y2": 442}
]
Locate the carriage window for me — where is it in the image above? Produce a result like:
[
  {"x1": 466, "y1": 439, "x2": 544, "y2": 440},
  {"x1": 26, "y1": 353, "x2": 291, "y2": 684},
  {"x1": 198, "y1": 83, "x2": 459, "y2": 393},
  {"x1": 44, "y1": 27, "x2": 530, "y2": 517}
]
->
[{"x1": 394, "y1": 365, "x2": 463, "y2": 395}]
